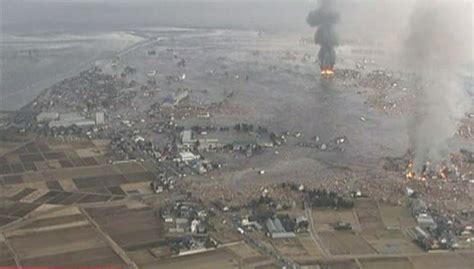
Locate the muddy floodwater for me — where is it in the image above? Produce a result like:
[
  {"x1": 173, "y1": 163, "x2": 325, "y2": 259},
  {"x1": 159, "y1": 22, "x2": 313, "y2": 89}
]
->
[{"x1": 0, "y1": 32, "x2": 144, "y2": 110}]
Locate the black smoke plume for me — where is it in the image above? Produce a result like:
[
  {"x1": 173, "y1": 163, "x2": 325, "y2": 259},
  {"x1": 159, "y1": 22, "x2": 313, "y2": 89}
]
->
[{"x1": 307, "y1": 0, "x2": 339, "y2": 70}]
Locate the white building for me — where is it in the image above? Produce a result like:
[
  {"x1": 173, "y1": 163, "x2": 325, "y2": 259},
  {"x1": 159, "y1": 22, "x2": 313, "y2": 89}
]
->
[
  {"x1": 265, "y1": 218, "x2": 295, "y2": 239},
  {"x1": 416, "y1": 214, "x2": 437, "y2": 229},
  {"x1": 48, "y1": 112, "x2": 96, "y2": 128},
  {"x1": 95, "y1": 112, "x2": 105, "y2": 125},
  {"x1": 49, "y1": 119, "x2": 95, "y2": 128},
  {"x1": 191, "y1": 219, "x2": 200, "y2": 233},
  {"x1": 179, "y1": 152, "x2": 199, "y2": 162},
  {"x1": 60, "y1": 113, "x2": 85, "y2": 122},
  {"x1": 134, "y1": 135, "x2": 145, "y2": 143},
  {"x1": 180, "y1": 130, "x2": 195, "y2": 148},
  {"x1": 36, "y1": 112, "x2": 59, "y2": 122}
]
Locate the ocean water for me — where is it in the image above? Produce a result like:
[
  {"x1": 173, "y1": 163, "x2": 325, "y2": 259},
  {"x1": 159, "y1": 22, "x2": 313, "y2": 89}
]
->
[
  {"x1": 0, "y1": 1, "x2": 314, "y2": 110},
  {"x1": 2, "y1": 0, "x2": 469, "y2": 110}
]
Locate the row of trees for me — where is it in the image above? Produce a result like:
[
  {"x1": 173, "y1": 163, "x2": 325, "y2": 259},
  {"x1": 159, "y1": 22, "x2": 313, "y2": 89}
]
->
[{"x1": 306, "y1": 189, "x2": 354, "y2": 209}]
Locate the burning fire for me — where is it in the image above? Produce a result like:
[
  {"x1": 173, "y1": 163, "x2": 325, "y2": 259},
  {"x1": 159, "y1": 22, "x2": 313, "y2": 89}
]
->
[
  {"x1": 406, "y1": 161, "x2": 416, "y2": 180},
  {"x1": 405, "y1": 160, "x2": 428, "y2": 181},
  {"x1": 406, "y1": 171, "x2": 416, "y2": 180},
  {"x1": 405, "y1": 160, "x2": 449, "y2": 181},
  {"x1": 321, "y1": 68, "x2": 335, "y2": 77}
]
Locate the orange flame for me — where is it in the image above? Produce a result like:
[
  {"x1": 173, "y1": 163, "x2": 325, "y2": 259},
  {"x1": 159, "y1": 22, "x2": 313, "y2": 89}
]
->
[
  {"x1": 406, "y1": 161, "x2": 415, "y2": 180},
  {"x1": 321, "y1": 68, "x2": 335, "y2": 77}
]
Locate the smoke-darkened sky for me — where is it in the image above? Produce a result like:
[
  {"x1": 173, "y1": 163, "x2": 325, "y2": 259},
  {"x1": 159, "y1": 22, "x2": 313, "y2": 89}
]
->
[{"x1": 1, "y1": 0, "x2": 446, "y2": 36}]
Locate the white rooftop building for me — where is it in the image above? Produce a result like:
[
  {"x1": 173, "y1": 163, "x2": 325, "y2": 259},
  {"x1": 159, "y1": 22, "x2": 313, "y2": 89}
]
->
[
  {"x1": 180, "y1": 130, "x2": 196, "y2": 148},
  {"x1": 179, "y1": 152, "x2": 199, "y2": 162},
  {"x1": 47, "y1": 112, "x2": 95, "y2": 128},
  {"x1": 36, "y1": 112, "x2": 59, "y2": 122},
  {"x1": 95, "y1": 112, "x2": 105, "y2": 125},
  {"x1": 60, "y1": 113, "x2": 85, "y2": 122},
  {"x1": 265, "y1": 218, "x2": 295, "y2": 239}
]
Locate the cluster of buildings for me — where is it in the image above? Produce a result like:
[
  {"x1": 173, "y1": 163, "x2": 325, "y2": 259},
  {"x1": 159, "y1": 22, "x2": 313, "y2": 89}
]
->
[
  {"x1": 234, "y1": 189, "x2": 309, "y2": 240},
  {"x1": 109, "y1": 132, "x2": 163, "y2": 163},
  {"x1": 32, "y1": 67, "x2": 131, "y2": 114},
  {"x1": 237, "y1": 214, "x2": 309, "y2": 240},
  {"x1": 150, "y1": 173, "x2": 175, "y2": 193},
  {"x1": 160, "y1": 201, "x2": 216, "y2": 255},
  {"x1": 411, "y1": 198, "x2": 436, "y2": 229},
  {"x1": 36, "y1": 111, "x2": 105, "y2": 128},
  {"x1": 172, "y1": 127, "x2": 275, "y2": 175},
  {"x1": 178, "y1": 127, "x2": 274, "y2": 153},
  {"x1": 409, "y1": 198, "x2": 460, "y2": 251},
  {"x1": 160, "y1": 202, "x2": 208, "y2": 234},
  {"x1": 265, "y1": 217, "x2": 296, "y2": 239},
  {"x1": 179, "y1": 130, "x2": 220, "y2": 152}
]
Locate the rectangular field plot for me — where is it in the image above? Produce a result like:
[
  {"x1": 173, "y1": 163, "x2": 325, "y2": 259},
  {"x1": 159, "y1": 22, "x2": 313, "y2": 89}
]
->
[
  {"x1": 319, "y1": 231, "x2": 376, "y2": 256},
  {"x1": 312, "y1": 208, "x2": 360, "y2": 232},
  {"x1": 355, "y1": 199, "x2": 384, "y2": 233},
  {"x1": 360, "y1": 257, "x2": 414, "y2": 269},
  {"x1": 86, "y1": 206, "x2": 165, "y2": 251},
  {"x1": 140, "y1": 249, "x2": 239, "y2": 269}
]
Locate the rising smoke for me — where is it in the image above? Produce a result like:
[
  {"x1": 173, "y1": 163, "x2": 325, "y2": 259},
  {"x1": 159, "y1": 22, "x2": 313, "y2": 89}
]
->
[
  {"x1": 307, "y1": 0, "x2": 339, "y2": 71},
  {"x1": 405, "y1": 0, "x2": 471, "y2": 170}
]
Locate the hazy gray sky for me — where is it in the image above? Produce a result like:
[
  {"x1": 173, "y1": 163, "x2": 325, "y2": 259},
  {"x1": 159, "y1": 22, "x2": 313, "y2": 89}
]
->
[{"x1": 2, "y1": 0, "x2": 472, "y2": 43}]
